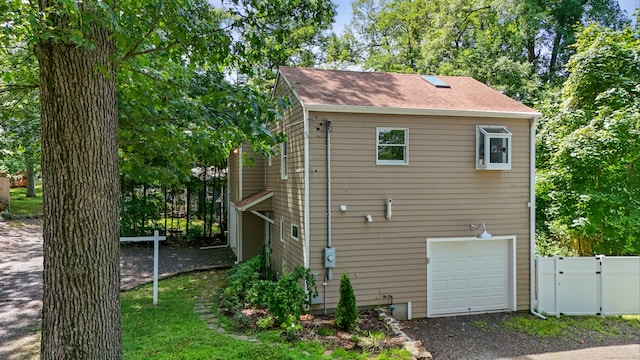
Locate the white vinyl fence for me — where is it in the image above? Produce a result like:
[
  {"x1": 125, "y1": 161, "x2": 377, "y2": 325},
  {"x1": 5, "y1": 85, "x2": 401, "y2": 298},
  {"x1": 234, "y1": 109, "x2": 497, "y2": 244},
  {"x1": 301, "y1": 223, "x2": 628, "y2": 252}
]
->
[{"x1": 536, "y1": 255, "x2": 640, "y2": 317}]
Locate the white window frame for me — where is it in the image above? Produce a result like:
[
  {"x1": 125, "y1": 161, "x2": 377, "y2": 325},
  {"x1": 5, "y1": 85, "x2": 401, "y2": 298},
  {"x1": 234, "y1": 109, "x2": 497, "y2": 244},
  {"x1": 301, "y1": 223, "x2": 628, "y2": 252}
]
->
[
  {"x1": 291, "y1": 224, "x2": 299, "y2": 241},
  {"x1": 280, "y1": 141, "x2": 288, "y2": 179},
  {"x1": 476, "y1": 125, "x2": 512, "y2": 170},
  {"x1": 279, "y1": 220, "x2": 285, "y2": 242},
  {"x1": 376, "y1": 127, "x2": 408, "y2": 165}
]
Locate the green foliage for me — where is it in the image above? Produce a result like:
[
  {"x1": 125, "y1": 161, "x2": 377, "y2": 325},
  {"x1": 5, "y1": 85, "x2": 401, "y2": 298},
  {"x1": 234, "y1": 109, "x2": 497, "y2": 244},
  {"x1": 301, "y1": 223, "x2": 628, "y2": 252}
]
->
[
  {"x1": 536, "y1": 24, "x2": 640, "y2": 255},
  {"x1": 256, "y1": 315, "x2": 275, "y2": 330},
  {"x1": 503, "y1": 316, "x2": 570, "y2": 338},
  {"x1": 122, "y1": 271, "x2": 342, "y2": 360},
  {"x1": 502, "y1": 314, "x2": 640, "y2": 339},
  {"x1": 119, "y1": 190, "x2": 163, "y2": 236},
  {"x1": 217, "y1": 252, "x2": 316, "y2": 333},
  {"x1": 6, "y1": 185, "x2": 43, "y2": 218},
  {"x1": 325, "y1": 0, "x2": 629, "y2": 102},
  {"x1": 221, "y1": 256, "x2": 264, "y2": 312},
  {"x1": 535, "y1": 231, "x2": 577, "y2": 257},
  {"x1": 2, "y1": 0, "x2": 336, "y2": 213},
  {"x1": 335, "y1": 270, "x2": 358, "y2": 331},
  {"x1": 267, "y1": 266, "x2": 316, "y2": 327}
]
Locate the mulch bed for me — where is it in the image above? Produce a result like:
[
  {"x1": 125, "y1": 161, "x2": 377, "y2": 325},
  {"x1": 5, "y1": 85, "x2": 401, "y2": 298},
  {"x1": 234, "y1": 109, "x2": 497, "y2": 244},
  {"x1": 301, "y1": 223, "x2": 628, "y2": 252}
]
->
[{"x1": 240, "y1": 308, "x2": 406, "y2": 353}]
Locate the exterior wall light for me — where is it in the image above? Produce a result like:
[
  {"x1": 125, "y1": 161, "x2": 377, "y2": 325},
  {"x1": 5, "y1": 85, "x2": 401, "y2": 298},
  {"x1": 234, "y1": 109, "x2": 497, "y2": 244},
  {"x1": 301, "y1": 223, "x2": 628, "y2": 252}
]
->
[{"x1": 470, "y1": 223, "x2": 493, "y2": 239}]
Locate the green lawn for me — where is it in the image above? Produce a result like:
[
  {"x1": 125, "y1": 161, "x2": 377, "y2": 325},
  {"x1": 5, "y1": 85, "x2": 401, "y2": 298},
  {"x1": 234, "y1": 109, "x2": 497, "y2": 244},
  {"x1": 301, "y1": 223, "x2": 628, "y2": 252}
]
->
[
  {"x1": 122, "y1": 271, "x2": 409, "y2": 360},
  {"x1": 8, "y1": 186, "x2": 43, "y2": 217}
]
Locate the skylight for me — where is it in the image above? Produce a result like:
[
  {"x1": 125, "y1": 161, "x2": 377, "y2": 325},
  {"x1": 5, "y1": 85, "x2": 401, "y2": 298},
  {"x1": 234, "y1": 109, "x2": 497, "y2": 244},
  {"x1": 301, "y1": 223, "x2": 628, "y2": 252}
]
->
[{"x1": 421, "y1": 75, "x2": 451, "y2": 88}]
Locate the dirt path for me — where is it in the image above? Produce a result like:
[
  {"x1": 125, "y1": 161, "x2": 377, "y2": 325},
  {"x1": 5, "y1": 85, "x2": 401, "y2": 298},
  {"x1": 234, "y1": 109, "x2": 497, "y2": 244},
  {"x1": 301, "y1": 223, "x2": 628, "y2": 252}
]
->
[{"x1": 0, "y1": 221, "x2": 235, "y2": 359}]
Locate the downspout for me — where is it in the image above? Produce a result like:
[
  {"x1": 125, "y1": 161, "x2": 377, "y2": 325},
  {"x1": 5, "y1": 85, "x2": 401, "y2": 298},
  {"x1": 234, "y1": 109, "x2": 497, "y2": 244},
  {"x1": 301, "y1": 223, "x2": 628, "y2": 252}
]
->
[
  {"x1": 326, "y1": 120, "x2": 332, "y2": 281},
  {"x1": 529, "y1": 116, "x2": 546, "y2": 320},
  {"x1": 301, "y1": 108, "x2": 313, "y2": 313},
  {"x1": 238, "y1": 146, "x2": 243, "y2": 262},
  {"x1": 303, "y1": 109, "x2": 310, "y2": 270}
]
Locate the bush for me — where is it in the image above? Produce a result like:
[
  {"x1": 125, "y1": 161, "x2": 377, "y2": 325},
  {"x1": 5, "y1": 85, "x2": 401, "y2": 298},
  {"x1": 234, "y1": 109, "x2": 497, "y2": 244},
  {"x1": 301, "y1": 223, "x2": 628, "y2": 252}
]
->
[
  {"x1": 221, "y1": 256, "x2": 262, "y2": 309},
  {"x1": 266, "y1": 266, "x2": 316, "y2": 327},
  {"x1": 334, "y1": 270, "x2": 358, "y2": 331},
  {"x1": 216, "y1": 252, "x2": 317, "y2": 331}
]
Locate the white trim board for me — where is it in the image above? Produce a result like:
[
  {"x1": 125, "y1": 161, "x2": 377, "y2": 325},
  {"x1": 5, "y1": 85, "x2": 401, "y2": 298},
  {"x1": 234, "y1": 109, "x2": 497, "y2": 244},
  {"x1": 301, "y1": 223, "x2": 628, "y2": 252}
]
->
[{"x1": 426, "y1": 236, "x2": 517, "y2": 317}]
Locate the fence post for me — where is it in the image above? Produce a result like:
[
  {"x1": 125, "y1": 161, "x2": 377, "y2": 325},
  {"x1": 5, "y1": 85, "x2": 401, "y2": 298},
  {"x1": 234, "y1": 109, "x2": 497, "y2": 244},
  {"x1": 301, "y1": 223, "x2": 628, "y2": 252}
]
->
[{"x1": 153, "y1": 230, "x2": 159, "y2": 305}]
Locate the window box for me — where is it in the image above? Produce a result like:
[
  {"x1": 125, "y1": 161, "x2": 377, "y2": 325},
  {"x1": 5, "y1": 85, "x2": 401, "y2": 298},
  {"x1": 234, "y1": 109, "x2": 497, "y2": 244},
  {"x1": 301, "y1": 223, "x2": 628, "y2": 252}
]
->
[{"x1": 476, "y1": 125, "x2": 511, "y2": 170}]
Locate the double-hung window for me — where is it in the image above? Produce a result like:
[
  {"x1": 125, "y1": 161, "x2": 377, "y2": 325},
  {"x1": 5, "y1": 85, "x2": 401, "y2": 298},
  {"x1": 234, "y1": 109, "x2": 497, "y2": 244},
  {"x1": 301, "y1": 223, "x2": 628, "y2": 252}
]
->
[
  {"x1": 376, "y1": 128, "x2": 408, "y2": 165},
  {"x1": 280, "y1": 141, "x2": 288, "y2": 179}
]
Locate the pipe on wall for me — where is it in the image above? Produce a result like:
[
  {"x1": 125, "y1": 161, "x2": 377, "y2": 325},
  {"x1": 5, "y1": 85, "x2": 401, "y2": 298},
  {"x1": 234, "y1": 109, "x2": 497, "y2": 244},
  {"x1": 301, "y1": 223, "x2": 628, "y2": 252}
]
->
[
  {"x1": 529, "y1": 116, "x2": 546, "y2": 320},
  {"x1": 326, "y1": 119, "x2": 333, "y2": 281}
]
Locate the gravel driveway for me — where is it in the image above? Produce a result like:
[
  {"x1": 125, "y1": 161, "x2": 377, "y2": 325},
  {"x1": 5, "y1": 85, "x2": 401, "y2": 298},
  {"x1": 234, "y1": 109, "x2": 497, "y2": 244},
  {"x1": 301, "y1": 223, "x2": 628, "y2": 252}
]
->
[
  {"x1": 0, "y1": 222, "x2": 43, "y2": 358},
  {"x1": 402, "y1": 312, "x2": 640, "y2": 359}
]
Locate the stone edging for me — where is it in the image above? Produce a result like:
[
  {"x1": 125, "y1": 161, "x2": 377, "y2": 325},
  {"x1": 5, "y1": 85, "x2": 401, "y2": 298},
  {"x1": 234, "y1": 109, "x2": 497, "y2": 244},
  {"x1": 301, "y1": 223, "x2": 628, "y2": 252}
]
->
[{"x1": 377, "y1": 308, "x2": 432, "y2": 360}]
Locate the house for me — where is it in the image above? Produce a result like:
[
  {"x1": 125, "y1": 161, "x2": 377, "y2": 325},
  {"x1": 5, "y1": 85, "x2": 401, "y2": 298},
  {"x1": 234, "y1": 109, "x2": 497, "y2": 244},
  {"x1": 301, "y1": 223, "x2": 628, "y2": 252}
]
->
[{"x1": 228, "y1": 66, "x2": 541, "y2": 319}]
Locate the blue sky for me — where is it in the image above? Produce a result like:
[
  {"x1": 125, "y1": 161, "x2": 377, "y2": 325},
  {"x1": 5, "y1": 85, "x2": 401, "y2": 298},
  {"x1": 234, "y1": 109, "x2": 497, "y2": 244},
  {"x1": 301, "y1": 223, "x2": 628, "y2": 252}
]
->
[{"x1": 332, "y1": 0, "x2": 640, "y2": 35}]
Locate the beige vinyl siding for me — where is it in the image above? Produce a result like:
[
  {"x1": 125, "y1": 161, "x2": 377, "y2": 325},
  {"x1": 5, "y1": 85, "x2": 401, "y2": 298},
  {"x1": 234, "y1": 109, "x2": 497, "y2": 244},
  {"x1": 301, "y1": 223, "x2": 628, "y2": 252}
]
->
[
  {"x1": 241, "y1": 147, "x2": 266, "y2": 197},
  {"x1": 242, "y1": 212, "x2": 265, "y2": 260},
  {"x1": 307, "y1": 112, "x2": 531, "y2": 318},
  {"x1": 267, "y1": 74, "x2": 307, "y2": 273},
  {"x1": 228, "y1": 149, "x2": 240, "y2": 203}
]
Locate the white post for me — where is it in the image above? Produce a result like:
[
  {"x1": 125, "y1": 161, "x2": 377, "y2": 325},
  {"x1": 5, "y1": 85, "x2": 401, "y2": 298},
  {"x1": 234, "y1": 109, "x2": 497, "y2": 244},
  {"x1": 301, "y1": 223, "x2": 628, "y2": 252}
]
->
[
  {"x1": 153, "y1": 230, "x2": 159, "y2": 305},
  {"x1": 120, "y1": 231, "x2": 166, "y2": 305}
]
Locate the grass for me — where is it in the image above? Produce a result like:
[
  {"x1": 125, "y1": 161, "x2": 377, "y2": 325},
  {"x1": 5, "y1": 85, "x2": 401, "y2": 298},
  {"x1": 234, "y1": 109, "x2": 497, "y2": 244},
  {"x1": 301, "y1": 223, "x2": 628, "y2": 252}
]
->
[
  {"x1": 502, "y1": 314, "x2": 640, "y2": 339},
  {"x1": 7, "y1": 186, "x2": 43, "y2": 218},
  {"x1": 122, "y1": 271, "x2": 409, "y2": 360}
]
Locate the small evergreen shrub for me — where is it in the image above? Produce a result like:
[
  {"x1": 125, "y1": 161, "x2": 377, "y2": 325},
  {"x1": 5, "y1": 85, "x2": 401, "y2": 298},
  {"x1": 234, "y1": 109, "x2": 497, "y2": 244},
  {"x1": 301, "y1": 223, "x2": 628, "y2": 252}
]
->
[{"x1": 334, "y1": 270, "x2": 358, "y2": 331}]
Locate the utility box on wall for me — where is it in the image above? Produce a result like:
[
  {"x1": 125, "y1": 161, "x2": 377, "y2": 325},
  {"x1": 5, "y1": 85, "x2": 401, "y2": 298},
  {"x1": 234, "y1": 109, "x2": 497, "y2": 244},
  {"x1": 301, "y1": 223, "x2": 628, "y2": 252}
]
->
[{"x1": 324, "y1": 247, "x2": 336, "y2": 268}]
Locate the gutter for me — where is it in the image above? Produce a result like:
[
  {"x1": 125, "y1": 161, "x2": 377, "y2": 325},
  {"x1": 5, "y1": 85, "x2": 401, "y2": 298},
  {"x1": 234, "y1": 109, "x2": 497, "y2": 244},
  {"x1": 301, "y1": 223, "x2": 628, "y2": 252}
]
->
[
  {"x1": 529, "y1": 116, "x2": 546, "y2": 320},
  {"x1": 305, "y1": 104, "x2": 542, "y2": 120}
]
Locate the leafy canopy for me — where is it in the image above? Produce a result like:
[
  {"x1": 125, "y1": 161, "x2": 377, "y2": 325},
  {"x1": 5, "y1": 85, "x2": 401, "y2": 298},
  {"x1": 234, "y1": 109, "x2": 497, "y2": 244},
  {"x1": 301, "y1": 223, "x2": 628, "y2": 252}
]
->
[
  {"x1": 0, "y1": 0, "x2": 336, "y2": 185},
  {"x1": 536, "y1": 24, "x2": 640, "y2": 255}
]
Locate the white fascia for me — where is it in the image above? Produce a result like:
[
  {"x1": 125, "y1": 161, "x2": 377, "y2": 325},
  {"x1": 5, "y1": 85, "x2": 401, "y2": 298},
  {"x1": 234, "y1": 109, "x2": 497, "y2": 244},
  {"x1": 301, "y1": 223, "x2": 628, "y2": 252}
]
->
[{"x1": 305, "y1": 104, "x2": 542, "y2": 120}]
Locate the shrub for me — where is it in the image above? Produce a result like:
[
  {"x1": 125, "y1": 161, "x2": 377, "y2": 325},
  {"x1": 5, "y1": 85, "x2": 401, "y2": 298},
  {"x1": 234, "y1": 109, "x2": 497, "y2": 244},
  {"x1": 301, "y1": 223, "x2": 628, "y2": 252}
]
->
[
  {"x1": 267, "y1": 266, "x2": 316, "y2": 327},
  {"x1": 216, "y1": 252, "x2": 317, "y2": 331},
  {"x1": 334, "y1": 270, "x2": 358, "y2": 331}
]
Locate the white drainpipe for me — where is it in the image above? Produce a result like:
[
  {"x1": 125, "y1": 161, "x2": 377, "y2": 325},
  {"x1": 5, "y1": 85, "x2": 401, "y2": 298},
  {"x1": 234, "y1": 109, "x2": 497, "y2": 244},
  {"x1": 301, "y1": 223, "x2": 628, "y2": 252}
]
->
[
  {"x1": 529, "y1": 116, "x2": 546, "y2": 320},
  {"x1": 303, "y1": 108, "x2": 310, "y2": 270}
]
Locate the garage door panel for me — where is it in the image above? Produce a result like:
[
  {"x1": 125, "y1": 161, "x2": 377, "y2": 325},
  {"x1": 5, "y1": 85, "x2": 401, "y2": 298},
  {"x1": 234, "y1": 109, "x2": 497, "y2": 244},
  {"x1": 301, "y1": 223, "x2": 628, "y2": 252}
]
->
[
  {"x1": 451, "y1": 260, "x2": 468, "y2": 272},
  {"x1": 427, "y1": 237, "x2": 515, "y2": 317}
]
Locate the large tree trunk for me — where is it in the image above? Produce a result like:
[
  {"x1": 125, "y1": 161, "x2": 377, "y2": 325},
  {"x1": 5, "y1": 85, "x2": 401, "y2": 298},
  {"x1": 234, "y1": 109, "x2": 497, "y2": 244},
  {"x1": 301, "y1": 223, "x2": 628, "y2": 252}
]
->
[
  {"x1": 25, "y1": 160, "x2": 35, "y2": 198},
  {"x1": 35, "y1": 4, "x2": 122, "y2": 359}
]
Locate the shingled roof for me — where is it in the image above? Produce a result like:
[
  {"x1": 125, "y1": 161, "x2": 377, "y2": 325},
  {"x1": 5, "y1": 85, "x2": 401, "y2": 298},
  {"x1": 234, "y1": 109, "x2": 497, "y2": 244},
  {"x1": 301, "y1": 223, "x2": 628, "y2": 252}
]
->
[{"x1": 278, "y1": 67, "x2": 540, "y2": 118}]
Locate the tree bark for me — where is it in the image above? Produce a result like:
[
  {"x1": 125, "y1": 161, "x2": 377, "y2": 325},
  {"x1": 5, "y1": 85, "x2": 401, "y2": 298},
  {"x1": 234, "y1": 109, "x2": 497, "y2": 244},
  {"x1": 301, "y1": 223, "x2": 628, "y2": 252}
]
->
[
  {"x1": 35, "y1": 5, "x2": 122, "y2": 359},
  {"x1": 25, "y1": 160, "x2": 36, "y2": 198}
]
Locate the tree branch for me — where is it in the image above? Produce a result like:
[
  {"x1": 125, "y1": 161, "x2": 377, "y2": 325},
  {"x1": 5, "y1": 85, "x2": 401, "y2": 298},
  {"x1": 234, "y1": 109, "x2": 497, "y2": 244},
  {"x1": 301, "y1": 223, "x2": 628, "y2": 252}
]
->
[
  {"x1": 0, "y1": 84, "x2": 39, "y2": 94},
  {"x1": 120, "y1": 9, "x2": 163, "y2": 63},
  {"x1": 122, "y1": 41, "x2": 182, "y2": 61}
]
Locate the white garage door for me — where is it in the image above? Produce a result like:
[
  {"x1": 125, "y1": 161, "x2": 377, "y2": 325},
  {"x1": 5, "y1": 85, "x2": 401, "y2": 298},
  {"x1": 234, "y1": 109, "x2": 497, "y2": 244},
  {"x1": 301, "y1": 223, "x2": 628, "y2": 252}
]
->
[{"x1": 427, "y1": 237, "x2": 515, "y2": 317}]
